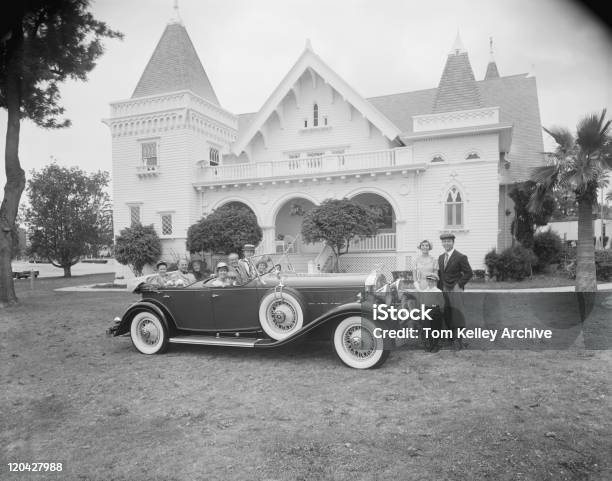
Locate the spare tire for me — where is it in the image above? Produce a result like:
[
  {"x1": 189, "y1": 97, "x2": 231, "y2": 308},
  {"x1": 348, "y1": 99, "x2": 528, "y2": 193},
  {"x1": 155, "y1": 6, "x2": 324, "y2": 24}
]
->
[{"x1": 258, "y1": 287, "x2": 307, "y2": 340}]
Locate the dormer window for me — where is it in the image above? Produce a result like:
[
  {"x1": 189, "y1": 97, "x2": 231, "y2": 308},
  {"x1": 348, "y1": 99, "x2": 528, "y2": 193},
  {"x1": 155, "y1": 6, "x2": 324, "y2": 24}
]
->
[
  {"x1": 313, "y1": 103, "x2": 319, "y2": 127},
  {"x1": 466, "y1": 151, "x2": 480, "y2": 160}
]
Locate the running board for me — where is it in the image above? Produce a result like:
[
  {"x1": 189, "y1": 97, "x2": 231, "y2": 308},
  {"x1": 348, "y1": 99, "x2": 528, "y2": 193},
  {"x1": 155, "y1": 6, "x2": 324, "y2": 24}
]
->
[{"x1": 169, "y1": 335, "x2": 266, "y2": 348}]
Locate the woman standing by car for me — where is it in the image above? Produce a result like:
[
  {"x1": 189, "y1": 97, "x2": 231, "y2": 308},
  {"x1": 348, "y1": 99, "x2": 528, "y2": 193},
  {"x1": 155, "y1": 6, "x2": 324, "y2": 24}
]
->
[{"x1": 413, "y1": 240, "x2": 437, "y2": 291}]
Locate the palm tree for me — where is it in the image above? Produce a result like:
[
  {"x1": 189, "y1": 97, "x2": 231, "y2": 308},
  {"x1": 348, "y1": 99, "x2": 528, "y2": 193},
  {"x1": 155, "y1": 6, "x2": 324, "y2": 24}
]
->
[{"x1": 529, "y1": 109, "x2": 611, "y2": 292}]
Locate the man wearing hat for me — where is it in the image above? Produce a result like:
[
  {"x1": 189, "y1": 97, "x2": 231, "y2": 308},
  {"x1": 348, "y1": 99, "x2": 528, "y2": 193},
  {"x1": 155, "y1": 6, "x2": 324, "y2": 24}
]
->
[
  {"x1": 239, "y1": 244, "x2": 256, "y2": 279},
  {"x1": 438, "y1": 233, "x2": 473, "y2": 349}
]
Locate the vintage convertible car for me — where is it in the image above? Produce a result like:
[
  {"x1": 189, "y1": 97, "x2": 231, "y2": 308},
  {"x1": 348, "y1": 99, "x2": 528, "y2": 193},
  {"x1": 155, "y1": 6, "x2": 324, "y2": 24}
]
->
[{"x1": 107, "y1": 265, "x2": 395, "y2": 369}]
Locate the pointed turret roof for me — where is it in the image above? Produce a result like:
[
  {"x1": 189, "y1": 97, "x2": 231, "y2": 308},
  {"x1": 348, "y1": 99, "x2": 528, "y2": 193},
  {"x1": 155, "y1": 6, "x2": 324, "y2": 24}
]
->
[
  {"x1": 433, "y1": 33, "x2": 482, "y2": 113},
  {"x1": 484, "y1": 37, "x2": 500, "y2": 80},
  {"x1": 131, "y1": 22, "x2": 219, "y2": 105}
]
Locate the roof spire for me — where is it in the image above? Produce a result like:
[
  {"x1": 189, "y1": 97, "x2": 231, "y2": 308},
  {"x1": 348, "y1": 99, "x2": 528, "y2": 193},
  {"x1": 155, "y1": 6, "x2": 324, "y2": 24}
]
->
[
  {"x1": 450, "y1": 30, "x2": 466, "y2": 55},
  {"x1": 434, "y1": 33, "x2": 481, "y2": 112},
  {"x1": 170, "y1": 0, "x2": 183, "y2": 25},
  {"x1": 484, "y1": 36, "x2": 500, "y2": 80},
  {"x1": 305, "y1": 38, "x2": 313, "y2": 51}
]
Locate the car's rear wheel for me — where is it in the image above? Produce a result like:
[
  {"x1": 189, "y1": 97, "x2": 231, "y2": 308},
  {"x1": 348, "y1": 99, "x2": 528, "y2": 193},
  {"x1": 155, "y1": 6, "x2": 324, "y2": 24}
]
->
[
  {"x1": 258, "y1": 288, "x2": 305, "y2": 340},
  {"x1": 130, "y1": 311, "x2": 168, "y2": 354},
  {"x1": 333, "y1": 316, "x2": 389, "y2": 369}
]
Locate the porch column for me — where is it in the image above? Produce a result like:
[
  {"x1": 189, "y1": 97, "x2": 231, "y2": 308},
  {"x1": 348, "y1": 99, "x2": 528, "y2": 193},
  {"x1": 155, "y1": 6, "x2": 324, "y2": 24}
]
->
[
  {"x1": 261, "y1": 225, "x2": 276, "y2": 254},
  {"x1": 395, "y1": 219, "x2": 409, "y2": 270}
]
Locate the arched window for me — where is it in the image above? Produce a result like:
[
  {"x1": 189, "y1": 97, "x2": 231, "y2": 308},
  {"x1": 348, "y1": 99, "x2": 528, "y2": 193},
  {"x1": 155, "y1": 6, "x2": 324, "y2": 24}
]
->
[
  {"x1": 431, "y1": 154, "x2": 444, "y2": 163},
  {"x1": 209, "y1": 147, "x2": 219, "y2": 166},
  {"x1": 466, "y1": 151, "x2": 480, "y2": 160},
  {"x1": 445, "y1": 187, "x2": 463, "y2": 227},
  {"x1": 313, "y1": 103, "x2": 319, "y2": 127}
]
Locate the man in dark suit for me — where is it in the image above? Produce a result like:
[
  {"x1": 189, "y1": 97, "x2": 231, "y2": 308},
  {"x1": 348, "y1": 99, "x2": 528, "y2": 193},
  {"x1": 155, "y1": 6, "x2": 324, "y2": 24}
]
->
[{"x1": 438, "y1": 233, "x2": 473, "y2": 350}]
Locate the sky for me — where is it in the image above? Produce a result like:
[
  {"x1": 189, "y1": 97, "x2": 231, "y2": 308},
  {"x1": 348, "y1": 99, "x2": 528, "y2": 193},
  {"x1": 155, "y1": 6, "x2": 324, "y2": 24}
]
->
[{"x1": 1, "y1": 0, "x2": 611, "y2": 192}]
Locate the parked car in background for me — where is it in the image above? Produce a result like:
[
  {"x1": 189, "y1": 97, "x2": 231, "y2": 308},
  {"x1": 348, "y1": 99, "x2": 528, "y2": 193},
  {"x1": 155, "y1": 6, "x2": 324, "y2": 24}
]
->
[{"x1": 13, "y1": 270, "x2": 40, "y2": 279}]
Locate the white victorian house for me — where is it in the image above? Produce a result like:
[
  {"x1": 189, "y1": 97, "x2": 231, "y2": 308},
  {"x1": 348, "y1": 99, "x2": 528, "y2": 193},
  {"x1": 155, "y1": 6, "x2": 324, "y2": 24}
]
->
[{"x1": 105, "y1": 17, "x2": 545, "y2": 279}]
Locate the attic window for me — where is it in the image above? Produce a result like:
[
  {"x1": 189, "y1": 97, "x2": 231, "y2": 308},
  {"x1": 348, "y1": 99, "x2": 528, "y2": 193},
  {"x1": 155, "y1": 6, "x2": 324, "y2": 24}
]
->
[
  {"x1": 313, "y1": 103, "x2": 319, "y2": 127},
  {"x1": 431, "y1": 155, "x2": 445, "y2": 163},
  {"x1": 466, "y1": 151, "x2": 480, "y2": 160},
  {"x1": 304, "y1": 119, "x2": 308, "y2": 128},
  {"x1": 324, "y1": 115, "x2": 328, "y2": 126}
]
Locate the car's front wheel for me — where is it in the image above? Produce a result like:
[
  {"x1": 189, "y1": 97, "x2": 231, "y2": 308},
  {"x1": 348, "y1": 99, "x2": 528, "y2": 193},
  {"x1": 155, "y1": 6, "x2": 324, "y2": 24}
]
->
[
  {"x1": 130, "y1": 311, "x2": 168, "y2": 355},
  {"x1": 333, "y1": 316, "x2": 389, "y2": 369}
]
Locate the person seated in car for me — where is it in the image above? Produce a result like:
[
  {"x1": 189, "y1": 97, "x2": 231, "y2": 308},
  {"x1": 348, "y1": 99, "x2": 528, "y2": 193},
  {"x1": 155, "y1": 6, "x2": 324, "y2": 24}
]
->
[
  {"x1": 191, "y1": 259, "x2": 205, "y2": 281},
  {"x1": 255, "y1": 259, "x2": 270, "y2": 276},
  {"x1": 226, "y1": 270, "x2": 239, "y2": 286},
  {"x1": 147, "y1": 260, "x2": 170, "y2": 287},
  {"x1": 239, "y1": 244, "x2": 256, "y2": 278},
  {"x1": 228, "y1": 252, "x2": 249, "y2": 284},
  {"x1": 170, "y1": 259, "x2": 196, "y2": 286},
  {"x1": 210, "y1": 262, "x2": 231, "y2": 287}
]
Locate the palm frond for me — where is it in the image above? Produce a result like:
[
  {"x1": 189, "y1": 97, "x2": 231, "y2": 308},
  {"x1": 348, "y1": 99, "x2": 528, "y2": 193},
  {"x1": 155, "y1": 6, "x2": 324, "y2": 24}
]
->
[
  {"x1": 543, "y1": 126, "x2": 574, "y2": 153},
  {"x1": 577, "y1": 108, "x2": 610, "y2": 154},
  {"x1": 530, "y1": 164, "x2": 560, "y2": 185}
]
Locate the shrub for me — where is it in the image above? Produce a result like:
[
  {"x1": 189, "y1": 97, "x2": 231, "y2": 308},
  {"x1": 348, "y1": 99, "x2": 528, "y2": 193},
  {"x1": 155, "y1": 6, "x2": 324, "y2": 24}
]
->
[
  {"x1": 115, "y1": 224, "x2": 162, "y2": 276},
  {"x1": 533, "y1": 229, "x2": 563, "y2": 272},
  {"x1": 485, "y1": 245, "x2": 537, "y2": 281},
  {"x1": 563, "y1": 247, "x2": 612, "y2": 281},
  {"x1": 484, "y1": 249, "x2": 501, "y2": 280}
]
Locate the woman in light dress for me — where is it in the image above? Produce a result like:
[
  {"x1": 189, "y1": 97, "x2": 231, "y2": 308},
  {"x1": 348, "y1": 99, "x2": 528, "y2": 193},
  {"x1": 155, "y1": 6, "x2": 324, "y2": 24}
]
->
[{"x1": 413, "y1": 240, "x2": 437, "y2": 291}]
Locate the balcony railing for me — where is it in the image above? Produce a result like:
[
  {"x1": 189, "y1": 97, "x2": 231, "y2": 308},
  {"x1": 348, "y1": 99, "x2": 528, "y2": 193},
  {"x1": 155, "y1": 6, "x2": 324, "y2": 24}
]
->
[
  {"x1": 196, "y1": 147, "x2": 414, "y2": 184},
  {"x1": 136, "y1": 164, "x2": 160, "y2": 177},
  {"x1": 349, "y1": 233, "x2": 396, "y2": 252}
]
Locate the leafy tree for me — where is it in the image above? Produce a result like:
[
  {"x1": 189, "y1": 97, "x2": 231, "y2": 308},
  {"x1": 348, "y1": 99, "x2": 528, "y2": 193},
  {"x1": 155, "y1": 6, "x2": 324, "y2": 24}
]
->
[
  {"x1": 24, "y1": 164, "x2": 110, "y2": 277},
  {"x1": 301, "y1": 198, "x2": 378, "y2": 272},
  {"x1": 115, "y1": 224, "x2": 161, "y2": 277},
  {"x1": 508, "y1": 181, "x2": 554, "y2": 247},
  {"x1": 187, "y1": 204, "x2": 262, "y2": 257},
  {"x1": 530, "y1": 109, "x2": 611, "y2": 292},
  {"x1": 0, "y1": 1, "x2": 121, "y2": 303}
]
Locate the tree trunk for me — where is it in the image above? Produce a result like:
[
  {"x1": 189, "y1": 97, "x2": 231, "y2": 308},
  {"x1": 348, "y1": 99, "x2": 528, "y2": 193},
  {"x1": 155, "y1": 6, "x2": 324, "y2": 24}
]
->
[
  {"x1": 575, "y1": 196, "x2": 597, "y2": 292},
  {"x1": 63, "y1": 266, "x2": 72, "y2": 278},
  {"x1": 331, "y1": 249, "x2": 339, "y2": 273},
  {"x1": 0, "y1": 23, "x2": 26, "y2": 307}
]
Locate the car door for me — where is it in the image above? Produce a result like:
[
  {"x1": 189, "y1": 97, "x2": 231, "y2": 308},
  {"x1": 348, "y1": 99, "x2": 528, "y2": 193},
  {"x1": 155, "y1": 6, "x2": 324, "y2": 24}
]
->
[
  {"x1": 161, "y1": 287, "x2": 215, "y2": 332},
  {"x1": 210, "y1": 285, "x2": 261, "y2": 331}
]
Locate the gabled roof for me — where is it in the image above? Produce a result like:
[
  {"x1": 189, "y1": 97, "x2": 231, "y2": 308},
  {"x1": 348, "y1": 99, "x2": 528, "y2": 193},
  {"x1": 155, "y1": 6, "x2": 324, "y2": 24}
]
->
[
  {"x1": 433, "y1": 34, "x2": 482, "y2": 113},
  {"x1": 368, "y1": 74, "x2": 544, "y2": 184},
  {"x1": 231, "y1": 45, "x2": 402, "y2": 155},
  {"x1": 132, "y1": 22, "x2": 219, "y2": 105}
]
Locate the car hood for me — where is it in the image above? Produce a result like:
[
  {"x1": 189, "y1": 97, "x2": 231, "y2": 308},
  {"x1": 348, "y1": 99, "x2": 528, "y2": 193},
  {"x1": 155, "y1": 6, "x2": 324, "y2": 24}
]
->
[{"x1": 273, "y1": 273, "x2": 373, "y2": 289}]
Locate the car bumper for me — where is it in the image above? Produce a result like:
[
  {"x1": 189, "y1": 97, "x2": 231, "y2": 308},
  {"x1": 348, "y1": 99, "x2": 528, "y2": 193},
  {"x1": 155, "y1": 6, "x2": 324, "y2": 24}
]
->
[{"x1": 106, "y1": 317, "x2": 122, "y2": 337}]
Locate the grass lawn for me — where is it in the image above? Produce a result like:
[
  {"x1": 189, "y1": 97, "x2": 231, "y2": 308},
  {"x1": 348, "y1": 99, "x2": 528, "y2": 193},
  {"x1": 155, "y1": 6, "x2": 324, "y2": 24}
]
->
[
  {"x1": 1, "y1": 274, "x2": 611, "y2": 481},
  {"x1": 469, "y1": 273, "x2": 602, "y2": 290}
]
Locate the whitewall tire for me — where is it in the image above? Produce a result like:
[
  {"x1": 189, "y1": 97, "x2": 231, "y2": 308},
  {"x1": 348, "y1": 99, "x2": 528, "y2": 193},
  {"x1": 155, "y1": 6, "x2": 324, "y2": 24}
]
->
[
  {"x1": 333, "y1": 316, "x2": 389, "y2": 369},
  {"x1": 130, "y1": 311, "x2": 168, "y2": 355},
  {"x1": 258, "y1": 289, "x2": 305, "y2": 340}
]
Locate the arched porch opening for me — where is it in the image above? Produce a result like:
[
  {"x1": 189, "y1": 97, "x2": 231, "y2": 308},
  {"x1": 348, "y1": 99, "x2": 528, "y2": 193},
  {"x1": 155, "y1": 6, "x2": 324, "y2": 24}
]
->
[
  {"x1": 274, "y1": 197, "x2": 318, "y2": 254},
  {"x1": 349, "y1": 192, "x2": 397, "y2": 252}
]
